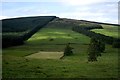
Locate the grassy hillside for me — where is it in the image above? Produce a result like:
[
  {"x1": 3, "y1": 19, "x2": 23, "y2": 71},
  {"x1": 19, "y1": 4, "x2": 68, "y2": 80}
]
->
[
  {"x1": 3, "y1": 46, "x2": 118, "y2": 78},
  {"x1": 3, "y1": 27, "x2": 90, "y2": 56},
  {"x1": 28, "y1": 28, "x2": 90, "y2": 45},
  {"x1": 3, "y1": 22, "x2": 118, "y2": 79},
  {"x1": 91, "y1": 24, "x2": 119, "y2": 38}
]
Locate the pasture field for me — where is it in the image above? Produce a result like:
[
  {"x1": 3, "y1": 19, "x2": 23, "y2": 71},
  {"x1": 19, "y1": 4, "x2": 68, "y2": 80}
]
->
[
  {"x1": 2, "y1": 27, "x2": 119, "y2": 78},
  {"x1": 91, "y1": 24, "x2": 119, "y2": 38},
  {"x1": 26, "y1": 51, "x2": 64, "y2": 59},
  {"x1": 3, "y1": 28, "x2": 90, "y2": 57}
]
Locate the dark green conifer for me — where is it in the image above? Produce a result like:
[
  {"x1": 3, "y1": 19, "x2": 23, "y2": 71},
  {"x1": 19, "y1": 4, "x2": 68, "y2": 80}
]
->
[
  {"x1": 88, "y1": 38, "x2": 98, "y2": 61},
  {"x1": 88, "y1": 38, "x2": 106, "y2": 62},
  {"x1": 64, "y1": 43, "x2": 73, "y2": 56}
]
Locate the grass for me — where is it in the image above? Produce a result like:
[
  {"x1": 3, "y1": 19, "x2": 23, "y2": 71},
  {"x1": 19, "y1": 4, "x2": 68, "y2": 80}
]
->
[
  {"x1": 3, "y1": 45, "x2": 118, "y2": 78},
  {"x1": 91, "y1": 24, "x2": 119, "y2": 38},
  {"x1": 27, "y1": 28, "x2": 90, "y2": 44},
  {"x1": 2, "y1": 27, "x2": 118, "y2": 78},
  {"x1": 3, "y1": 27, "x2": 90, "y2": 57},
  {"x1": 26, "y1": 51, "x2": 63, "y2": 59}
]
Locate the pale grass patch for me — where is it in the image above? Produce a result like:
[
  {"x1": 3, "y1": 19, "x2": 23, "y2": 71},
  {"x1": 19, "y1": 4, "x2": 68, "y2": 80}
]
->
[{"x1": 25, "y1": 51, "x2": 63, "y2": 59}]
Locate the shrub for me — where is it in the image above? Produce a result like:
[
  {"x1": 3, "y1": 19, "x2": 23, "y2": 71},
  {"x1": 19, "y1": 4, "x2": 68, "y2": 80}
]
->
[
  {"x1": 75, "y1": 37, "x2": 78, "y2": 39},
  {"x1": 63, "y1": 43, "x2": 73, "y2": 56},
  {"x1": 49, "y1": 38, "x2": 54, "y2": 41},
  {"x1": 68, "y1": 34, "x2": 71, "y2": 36}
]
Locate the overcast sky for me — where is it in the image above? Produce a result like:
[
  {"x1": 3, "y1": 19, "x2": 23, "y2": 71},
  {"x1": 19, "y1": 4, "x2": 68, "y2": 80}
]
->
[{"x1": 1, "y1": 0, "x2": 120, "y2": 24}]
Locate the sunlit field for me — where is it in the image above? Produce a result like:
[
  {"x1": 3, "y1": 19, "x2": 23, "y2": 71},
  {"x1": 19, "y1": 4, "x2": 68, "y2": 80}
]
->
[{"x1": 91, "y1": 24, "x2": 119, "y2": 38}]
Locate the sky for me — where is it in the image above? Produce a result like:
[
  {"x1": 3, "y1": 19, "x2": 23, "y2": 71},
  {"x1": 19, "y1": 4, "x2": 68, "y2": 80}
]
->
[{"x1": 0, "y1": 0, "x2": 120, "y2": 24}]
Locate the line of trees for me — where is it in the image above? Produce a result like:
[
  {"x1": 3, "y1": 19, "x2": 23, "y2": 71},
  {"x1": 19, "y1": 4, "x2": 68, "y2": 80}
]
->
[
  {"x1": 71, "y1": 23, "x2": 119, "y2": 61},
  {"x1": 72, "y1": 24, "x2": 120, "y2": 48}
]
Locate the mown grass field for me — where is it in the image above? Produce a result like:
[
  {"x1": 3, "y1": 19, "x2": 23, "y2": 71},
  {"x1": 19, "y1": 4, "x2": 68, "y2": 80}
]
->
[
  {"x1": 3, "y1": 26, "x2": 118, "y2": 78},
  {"x1": 26, "y1": 51, "x2": 63, "y2": 59},
  {"x1": 91, "y1": 24, "x2": 119, "y2": 38}
]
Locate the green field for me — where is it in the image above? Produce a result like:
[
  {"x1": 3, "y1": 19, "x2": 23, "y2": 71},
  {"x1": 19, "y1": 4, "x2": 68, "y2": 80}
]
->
[
  {"x1": 26, "y1": 51, "x2": 63, "y2": 59},
  {"x1": 91, "y1": 24, "x2": 119, "y2": 38},
  {"x1": 3, "y1": 26, "x2": 118, "y2": 78}
]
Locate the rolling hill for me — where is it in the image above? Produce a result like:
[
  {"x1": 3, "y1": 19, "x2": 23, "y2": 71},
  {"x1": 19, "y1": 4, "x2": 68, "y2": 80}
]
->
[{"x1": 2, "y1": 16, "x2": 119, "y2": 79}]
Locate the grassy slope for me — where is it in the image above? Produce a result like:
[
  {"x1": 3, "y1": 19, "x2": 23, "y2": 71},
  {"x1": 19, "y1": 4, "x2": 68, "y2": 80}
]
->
[
  {"x1": 91, "y1": 24, "x2": 119, "y2": 38},
  {"x1": 3, "y1": 21, "x2": 118, "y2": 78},
  {"x1": 3, "y1": 27, "x2": 90, "y2": 57}
]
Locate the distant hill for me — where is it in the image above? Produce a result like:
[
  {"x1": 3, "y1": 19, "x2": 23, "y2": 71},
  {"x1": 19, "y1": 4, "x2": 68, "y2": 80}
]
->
[
  {"x1": 79, "y1": 20, "x2": 120, "y2": 26},
  {"x1": 2, "y1": 16, "x2": 120, "y2": 48}
]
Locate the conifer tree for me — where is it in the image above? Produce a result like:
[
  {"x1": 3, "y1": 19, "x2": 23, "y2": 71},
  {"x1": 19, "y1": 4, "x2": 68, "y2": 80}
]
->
[
  {"x1": 64, "y1": 43, "x2": 73, "y2": 56},
  {"x1": 88, "y1": 38, "x2": 105, "y2": 62},
  {"x1": 88, "y1": 38, "x2": 98, "y2": 61}
]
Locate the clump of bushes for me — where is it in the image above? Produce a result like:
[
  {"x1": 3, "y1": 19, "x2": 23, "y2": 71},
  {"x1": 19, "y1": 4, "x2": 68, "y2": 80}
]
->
[
  {"x1": 75, "y1": 37, "x2": 78, "y2": 39},
  {"x1": 60, "y1": 43, "x2": 73, "y2": 59},
  {"x1": 88, "y1": 38, "x2": 105, "y2": 62},
  {"x1": 68, "y1": 34, "x2": 71, "y2": 36},
  {"x1": 63, "y1": 43, "x2": 73, "y2": 56},
  {"x1": 49, "y1": 38, "x2": 54, "y2": 41}
]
